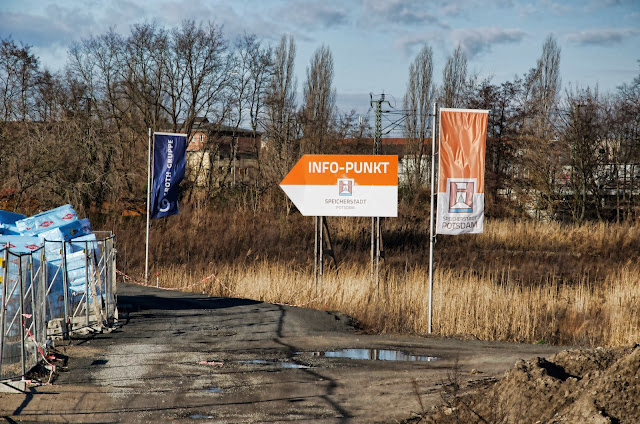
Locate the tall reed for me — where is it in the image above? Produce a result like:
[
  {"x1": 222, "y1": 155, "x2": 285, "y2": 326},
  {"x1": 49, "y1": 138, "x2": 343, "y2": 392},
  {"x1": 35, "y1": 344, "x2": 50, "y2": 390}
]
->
[
  {"x1": 153, "y1": 260, "x2": 640, "y2": 347},
  {"x1": 115, "y1": 205, "x2": 640, "y2": 347}
]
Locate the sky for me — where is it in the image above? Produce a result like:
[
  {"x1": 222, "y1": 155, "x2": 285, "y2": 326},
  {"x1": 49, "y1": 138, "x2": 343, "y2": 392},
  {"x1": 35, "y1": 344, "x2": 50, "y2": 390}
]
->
[{"x1": 1, "y1": 0, "x2": 639, "y2": 128}]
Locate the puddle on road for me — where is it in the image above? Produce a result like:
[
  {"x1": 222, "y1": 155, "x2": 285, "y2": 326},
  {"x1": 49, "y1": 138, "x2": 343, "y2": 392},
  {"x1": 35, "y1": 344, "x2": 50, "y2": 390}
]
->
[
  {"x1": 236, "y1": 359, "x2": 310, "y2": 369},
  {"x1": 202, "y1": 387, "x2": 224, "y2": 393},
  {"x1": 190, "y1": 414, "x2": 215, "y2": 419},
  {"x1": 303, "y1": 349, "x2": 439, "y2": 362}
]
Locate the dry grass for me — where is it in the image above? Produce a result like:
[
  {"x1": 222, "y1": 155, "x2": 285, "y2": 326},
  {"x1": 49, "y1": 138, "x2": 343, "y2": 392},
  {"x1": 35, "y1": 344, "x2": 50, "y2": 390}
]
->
[
  {"x1": 154, "y1": 259, "x2": 640, "y2": 348},
  {"x1": 114, "y1": 205, "x2": 640, "y2": 348}
]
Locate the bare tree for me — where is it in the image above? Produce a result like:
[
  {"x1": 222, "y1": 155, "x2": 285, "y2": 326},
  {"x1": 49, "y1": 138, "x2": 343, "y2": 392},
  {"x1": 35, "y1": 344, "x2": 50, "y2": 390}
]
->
[
  {"x1": 334, "y1": 110, "x2": 371, "y2": 154},
  {"x1": 121, "y1": 23, "x2": 168, "y2": 134},
  {"x1": 67, "y1": 31, "x2": 130, "y2": 211},
  {"x1": 244, "y1": 35, "x2": 272, "y2": 187},
  {"x1": 0, "y1": 38, "x2": 39, "y2": 121},
  {"x1": 403, "y1": 44, "x2": 435, "y2": 192},
  {"x1": 299, "y1": 44, "x2": 336, "y2": 154},
  {"x1": 33, "y1": 69, "x2": 64, "y2": 122},
  {"x1": 164, "y1": 20, "x2": 230, "y2": 135},
  {"x1": 263, "y1": 35, "x2": 297, "y2": 182},
  {"x1": 440, "y1": 44, "x2": 467, "y2": 108},
  {"x1": 68, "y1": 29, "x2": 126, "y2": 129},
  {"x1": 559, "y1": 87, "x2": 605, "y2": 224},
  {"x1": 220, "y1": 33, "x2": 270, "y2": 187},
  {"x1": 531, "y1": 34, "x2": 561, "y2": 138},
  {"x1": 610, "y1": 63, "x2": 640, "y2": 220},
  {"x1": 519, "y1": 34, "x2": 562, "y2": 219}
]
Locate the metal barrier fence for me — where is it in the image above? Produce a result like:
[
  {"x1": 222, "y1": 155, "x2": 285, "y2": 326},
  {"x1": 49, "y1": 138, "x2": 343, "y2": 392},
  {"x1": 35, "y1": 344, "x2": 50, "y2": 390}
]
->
[{"x1": 0, "y1": 235, "x2": 116, "y2": 381}]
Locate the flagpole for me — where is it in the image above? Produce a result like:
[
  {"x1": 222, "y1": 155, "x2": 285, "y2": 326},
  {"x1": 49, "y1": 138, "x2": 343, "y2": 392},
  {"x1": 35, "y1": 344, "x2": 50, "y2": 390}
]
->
[
  {"x1": 145, "y1": 128, "x2": 152, "y2": 285},
  {"x1": 428, "y1": 103, "x2": 437, "y2": 334}
]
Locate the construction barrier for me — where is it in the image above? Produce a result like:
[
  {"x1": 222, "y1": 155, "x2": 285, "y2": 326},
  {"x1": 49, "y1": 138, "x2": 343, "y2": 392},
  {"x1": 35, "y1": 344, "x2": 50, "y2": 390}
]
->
[{"x1": 0, "y1": 235, "x2": 116, "y2": 382}]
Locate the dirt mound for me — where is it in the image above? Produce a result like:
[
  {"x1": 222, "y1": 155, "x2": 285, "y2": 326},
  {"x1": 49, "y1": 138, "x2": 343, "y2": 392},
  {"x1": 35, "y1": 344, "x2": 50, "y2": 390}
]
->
[{"x1": 421, "y1": 344, "x2": 640, "y2": 423}]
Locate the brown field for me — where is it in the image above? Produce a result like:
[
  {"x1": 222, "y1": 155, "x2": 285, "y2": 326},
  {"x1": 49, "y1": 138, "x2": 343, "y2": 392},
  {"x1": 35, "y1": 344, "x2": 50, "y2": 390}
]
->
[
  {"x1": 153, "y1": 259, "x2": 640, "y2": 348},
  {"x1": 113, "y1": 203, "x2": 640, "y2": 348}
]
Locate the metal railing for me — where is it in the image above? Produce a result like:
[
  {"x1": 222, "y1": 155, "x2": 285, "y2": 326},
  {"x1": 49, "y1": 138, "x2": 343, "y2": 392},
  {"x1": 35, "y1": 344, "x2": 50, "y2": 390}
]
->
[{"x1": 0, "y1": 235, "x2": 116, "y2": 381}]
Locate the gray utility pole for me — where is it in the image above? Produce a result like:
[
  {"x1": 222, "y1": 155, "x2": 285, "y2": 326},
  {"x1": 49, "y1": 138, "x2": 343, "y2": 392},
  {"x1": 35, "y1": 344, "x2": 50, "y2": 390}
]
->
[
  {"x1": 368, "y1": 93, "x2": 410, "y2": 294},
  {"x1": 370, "y1": 94, "x2": 388, "y2": 293},
  {"x1": 373, "y1": 94, "x2": 383, "y2": 155}
]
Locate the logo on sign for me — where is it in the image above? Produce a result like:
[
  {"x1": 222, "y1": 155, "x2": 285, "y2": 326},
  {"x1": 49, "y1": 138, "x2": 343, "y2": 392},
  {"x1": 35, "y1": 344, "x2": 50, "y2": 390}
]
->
[
  {"x1": 448, "y1": 180, "x2": 474, "y2": 213},
  {"x1": 25, "y1": 244, "x2": 39, "y2": 250},
  {"x1": 338, "y1": 179, "x2": 353, "y2": 196},
  {"x1": 62, "y1": 213, "x2": 75, "y2": 220},
  {"x1": 3, "y1": 243, "x2": 15, "y2": 248},
  {"x1": 40, "y1": 220, "x2": 54, "y2": 228}
]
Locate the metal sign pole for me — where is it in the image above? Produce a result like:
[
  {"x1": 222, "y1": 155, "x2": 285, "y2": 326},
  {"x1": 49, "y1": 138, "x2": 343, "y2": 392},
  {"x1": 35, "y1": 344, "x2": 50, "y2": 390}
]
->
[
  {"x1": 85, "y1": 241, "x2": 90, "y2": 327},
  {"x1": 0, "y1": 249, "x2": 8, "y2": 376},
  {"x1": 18, "y1": 255, "x2": 26, "y2": 378},
  {"x1": 145, "y1": 128, "x2": 152, "y2": 285},
  {"x1": 104, "y1": 239, "x2": 110, "y2": 322},
  {"x1": 428, "y1": 103, "x2": 437, "y2": 334},
  {"x1": 62, "y1": 242, "x2": 70, "y2": 338},
  {"x1": 38, "y1": 249, "x2": 46, "y2": 347},
  {"x1": 29, "y1": 252, "x2": 38, "y2": 361},
  {"x1": 314, "y1": 216, "x2": 318, "y2": 293},
  {"x1": 319, "y1": 216, "x2": 324, "y2": 289},
  {"x1": 376, "y1": 217, "x2": 381, "y2": 295},
  {"x1": 370, "y1": 218, "x2": 375, "y2": 282}
]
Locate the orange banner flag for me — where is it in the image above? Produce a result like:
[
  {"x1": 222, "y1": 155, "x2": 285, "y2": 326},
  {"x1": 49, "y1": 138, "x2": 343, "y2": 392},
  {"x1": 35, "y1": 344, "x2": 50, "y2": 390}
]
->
[{"x1": 436, "y1": 108, "x2": 488, "y2": 235}]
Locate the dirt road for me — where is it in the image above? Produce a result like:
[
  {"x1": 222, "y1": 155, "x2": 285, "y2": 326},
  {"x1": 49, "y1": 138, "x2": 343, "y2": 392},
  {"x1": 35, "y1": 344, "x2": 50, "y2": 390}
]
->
[{"x1": 0, "y1": 282, "x2": 564, "y2": 423}]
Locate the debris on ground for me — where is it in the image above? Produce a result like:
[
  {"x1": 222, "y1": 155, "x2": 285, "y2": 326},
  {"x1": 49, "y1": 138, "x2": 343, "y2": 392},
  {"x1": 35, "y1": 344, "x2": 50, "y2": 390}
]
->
[{"x1": 409, "y1": 344, "x2": 640, "y2": 424}]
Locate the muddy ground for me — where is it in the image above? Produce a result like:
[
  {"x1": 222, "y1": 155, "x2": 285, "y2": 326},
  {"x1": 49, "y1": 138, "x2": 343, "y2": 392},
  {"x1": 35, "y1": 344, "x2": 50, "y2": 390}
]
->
[
  {"x1": 413, "y1": 343, "x2": 640, "y2": 423},
  {"x1": 0, "y1": 282, "x2": 587, "y2": 423}
]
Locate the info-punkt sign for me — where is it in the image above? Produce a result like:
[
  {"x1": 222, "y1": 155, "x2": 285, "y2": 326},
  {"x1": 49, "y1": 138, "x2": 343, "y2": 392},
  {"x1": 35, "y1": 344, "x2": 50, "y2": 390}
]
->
[{"x1": 280, "y1": 154, "x2": 398, "y2": 217}]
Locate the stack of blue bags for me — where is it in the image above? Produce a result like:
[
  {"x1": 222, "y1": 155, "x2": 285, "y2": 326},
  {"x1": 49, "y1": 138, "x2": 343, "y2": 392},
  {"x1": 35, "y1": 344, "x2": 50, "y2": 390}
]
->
[{"x1": 0, "y1": 205, "x2": 97, "y2": 320}]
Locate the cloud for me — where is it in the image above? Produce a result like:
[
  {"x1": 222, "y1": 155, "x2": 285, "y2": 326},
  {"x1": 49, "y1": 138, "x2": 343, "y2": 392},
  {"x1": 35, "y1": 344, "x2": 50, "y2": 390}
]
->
[
  {"x1": 516, "y1": 0, "x2": 574, "y2": 17},
  {"x1": 540, "y1": 0, "x2": 572, "y2": 15},
  {"x1": 0, "y1": 10, "x2": 90, "y2": 47},
  {"x1": 394, "y1": 31, "x2": 445, "y2": 58},
  {"x1": 361, "y1": 0, "x2": 447, "y2": 26},
  {"x1": 566, "y1": 28, "x2": 640, "y2": 46},
  {"x1": 451, "y1": 27, "x2": 527, "y2": 58},
  {"x1": 31, "y1": 42, "x2": 70, "y2": 72},
  {"x1": 277, "y1": 1, "x2": 349, "y2": 30},
  {"x1": 589, "y1": 0, "x2": 638, "y2": 7}
]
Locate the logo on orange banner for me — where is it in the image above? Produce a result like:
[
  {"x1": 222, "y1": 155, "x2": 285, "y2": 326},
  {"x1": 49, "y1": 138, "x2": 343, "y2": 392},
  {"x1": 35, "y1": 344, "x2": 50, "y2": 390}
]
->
[{"x1": 448, "y1": 180, "x2": 475, "y2": 213}]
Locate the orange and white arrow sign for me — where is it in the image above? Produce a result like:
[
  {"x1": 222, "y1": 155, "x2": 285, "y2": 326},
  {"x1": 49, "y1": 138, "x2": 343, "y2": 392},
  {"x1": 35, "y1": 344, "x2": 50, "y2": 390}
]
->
[{"x1": 280, "y1": 155, "x2": 398, "y2": 217}]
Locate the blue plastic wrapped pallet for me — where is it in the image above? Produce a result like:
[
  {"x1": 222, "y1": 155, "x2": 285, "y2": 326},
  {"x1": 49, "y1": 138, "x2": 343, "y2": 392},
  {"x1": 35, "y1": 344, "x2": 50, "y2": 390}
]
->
[
  {"x1": 70, "y1": 234, "x2": 101, "y2": 268},
  {"x1": 15, "y1": 204, "x2": 78, "y2": 237},
  {"x1": 0, "y1": 210, "x2": 25, "y2": 235},
  {"x1": 0, "y1": 235, "x2": 43, "y2": 254},
  {"x1": 39, "y1": 218, "x2": 92, "y2": 243},
  {"x1": 0, "y1": 223, "x2": 20, "y2": 235},
  {"x1": 0, "y1": 210, "x2": 26, "y2": 225},
  {"x1": 0, "y1": 204, "x2": 101, "y2": 322},
  {"x1": 0, "y1": 253, "x2": 43, "y2": 337}
]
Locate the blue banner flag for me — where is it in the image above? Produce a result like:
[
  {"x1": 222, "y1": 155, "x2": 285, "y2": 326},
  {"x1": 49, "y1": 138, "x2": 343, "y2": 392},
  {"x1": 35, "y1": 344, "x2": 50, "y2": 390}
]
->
[{"x1": 150, "y1": 132, "x2": 187, "y2": 219}]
